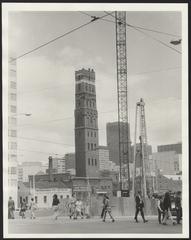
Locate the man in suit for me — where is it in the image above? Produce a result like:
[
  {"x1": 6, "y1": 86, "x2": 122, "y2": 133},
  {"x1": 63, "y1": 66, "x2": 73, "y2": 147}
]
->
[{"x1": 134, "y1": 191, "x2": 148, "y2": 223}]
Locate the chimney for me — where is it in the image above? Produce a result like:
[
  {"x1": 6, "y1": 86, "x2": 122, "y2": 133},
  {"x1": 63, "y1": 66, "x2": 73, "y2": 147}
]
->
[{"x1": 48, "y1": 156, "x2": 53, "y2": 181}]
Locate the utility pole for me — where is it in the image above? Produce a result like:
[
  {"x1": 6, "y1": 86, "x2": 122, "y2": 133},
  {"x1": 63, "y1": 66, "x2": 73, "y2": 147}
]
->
[{"x1": 115, "y1": 11, "x2": 130, "y2": 194}]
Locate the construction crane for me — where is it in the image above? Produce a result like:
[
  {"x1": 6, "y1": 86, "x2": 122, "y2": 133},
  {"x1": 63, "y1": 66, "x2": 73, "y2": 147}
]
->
[
  {"x1": 132, "y1": 98, "x2": 152, "y2": 199},
  {"x1": 115, "y1": 11, "x2": 130, "y2": 195}
]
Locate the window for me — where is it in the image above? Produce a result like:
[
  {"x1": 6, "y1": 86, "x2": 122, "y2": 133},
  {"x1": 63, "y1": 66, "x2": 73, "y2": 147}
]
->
[
  {"x1": 44, "y1": 196, "x2": 47, "y2": 203},
  {"x1": 9, "y1": 142, "x2": 17, "y2": 150},
  {"x1": 26, "y1": 196, "x2": 28, "y2": 203},
  {"x1": 91, "y1": 143, "x2": 93, "y2": 150},
  {"x1": 91, "y1": 132, "x2": 93, "y2": 137},
  {"x1": 10, "y1": 81, "x2": 16, "y2": 89},
  {"x1": 9, "y1": 130, "x2": 17, "y2": 137},
  {"x1": 88, "y1": 158, "x2": 90, "y2": 165},
  {"x1": 94, "y1": 132, "x2": 96, "y2": 137},
  {"x1": 86, "y1": 100, "x2": 89, "y2": 107},
  {"x1": 95, "y1": 159, "x2": 97, "y2": 166},
  {"x1": 9, "y1": 117, "x2": 16, "y2": 125},
  {"x1": 10, "y1": 105, "x2": 16, "y2": 113},
  {"x1": 35, "y1": 196, "x2": 38, "y2": 203},
  {"x1": 10, "y1": 167, "x2": 17, "y2": 174},
  {"x1": 88, "y1": 131, "x2": 89, "y2": 137},
  {"x1": 91, "y1": 158, "x2": 94, "y2": 165},
  {"x1": 88, "y1": 143, "x2": 90, "y2": 150},
  {"x1": 78, "y1": 83, "x2": 81, "y2": 90},
  {"x1": 10, "y1": 93, "x2": 17, "y2": 101},
  {"x1": 94, "y1": 144, "x2": 96, "y2": 149}
]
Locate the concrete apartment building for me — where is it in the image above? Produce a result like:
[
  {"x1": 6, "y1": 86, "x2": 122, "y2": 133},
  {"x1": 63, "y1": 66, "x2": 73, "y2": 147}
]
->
[
  {"x1": 18, "y1": 162, "x2": 43, "y2": 182},
  {"x1": 65, "y1": 153, "x2": 76, "y2": 175},
  {"x1": 50, "y1": 156, "x2": 66, "y2": 174},
  {"x1": 75, "y1": 68, "x2": 99, "y2": 177},
  {"x1": 152, "y1": 151, "x2": 181, "y2": 175},
  {"x1": 8, "y1": 56, "x2": 18, "y2": 207},
  {"x1": 157, "y1": 142, "x2": 182, "y2": 154},
  {"x1": 106, "y1": 122, "x2": 131, "y2": 165}
]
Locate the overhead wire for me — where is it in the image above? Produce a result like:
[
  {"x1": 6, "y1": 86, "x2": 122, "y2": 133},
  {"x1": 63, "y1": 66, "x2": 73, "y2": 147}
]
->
[
  {"x1": 104, "y1": 11, "x2": 182, "y2": 54},
  {"x1": 9, "y1": 11, "x2": 113, "y2": 63},
  {"x1": 79, "y1": 11, "x2": 181, "y2": 38}
]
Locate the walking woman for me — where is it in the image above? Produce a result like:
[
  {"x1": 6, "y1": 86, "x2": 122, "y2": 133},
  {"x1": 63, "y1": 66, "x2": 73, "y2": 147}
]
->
[
  {"x1": 134, "y1": 191, "x2": 148, "y2": 223},
  {"x1": 20, "y1": 199, "x2": 27, "y2": 219},
  {"x1": 102, "y1": 195, "x2": 115, "y2": 222},
  {"x1": 52, "y1": 194, "x2": 60, "y2": 220},
  {"x1": 162, "y1": 191, "x2": 176, "y2": 225}
]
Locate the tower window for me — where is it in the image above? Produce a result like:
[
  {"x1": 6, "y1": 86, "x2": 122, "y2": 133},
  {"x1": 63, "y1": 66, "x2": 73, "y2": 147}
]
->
[
  {"x1": 88, "y1": 158, "x2": 90, "y2": 165},
  {"x1": 95, "y1": 159, "x2": 97, "y2": 166},
  {"x1": 91, "y1": 143, "x2": 93, "y2": 150},
  {"x1": 91, "y1": 132, "x2": 93, "y2": 137},
  {"x1": 94, "y1": 132, "x2": 96, "y2": 137},
  {"x1": 88, "y1": 131, "x2": 89, "y2": 137},
  {"x1": 94, "y1": 144, "x2": 96, "y2": 149},
  {"x1": 91, "y1": 158, "x2": 94, "y2": 165},
  {"x1": 88, "y1": 143, "x2": 90, "y2": 150}
]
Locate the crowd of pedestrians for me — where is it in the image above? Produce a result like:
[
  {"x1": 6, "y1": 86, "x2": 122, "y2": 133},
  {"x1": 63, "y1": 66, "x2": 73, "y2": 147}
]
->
[{"x1": 8, "y1": 190, "x2": 182, "y2": 226}]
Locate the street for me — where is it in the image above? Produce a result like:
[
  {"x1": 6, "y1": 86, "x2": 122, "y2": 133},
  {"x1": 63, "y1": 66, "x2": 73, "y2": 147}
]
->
[{"x1": 8, "y1": 216, "x2": 182, "y2": 234}]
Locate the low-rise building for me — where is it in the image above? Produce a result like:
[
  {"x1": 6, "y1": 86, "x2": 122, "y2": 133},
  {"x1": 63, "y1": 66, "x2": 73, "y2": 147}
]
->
[{"x1": 18, "y1": 181, "x2": 72, "y2": 208}]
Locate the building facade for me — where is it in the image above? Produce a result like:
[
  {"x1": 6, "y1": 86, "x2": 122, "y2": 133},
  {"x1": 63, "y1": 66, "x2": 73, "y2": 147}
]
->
[
  {"x1": 65, "y1": 153, "x2": 75, "y2": 172},
  {"x1": 50, "y1": 156, "x2": 66, "y2": 174},
  {"x1": 157, "y1": 143, "x2": 182, "y2": 154},
  {"x1": 8, "y1": 56, "x2": 18, "y2": 207},
  {"x1": 75, "y1": 68, "x2": 99, "y2": 177},
  {"x1": 152, "y1": 151, "x2": 181, "y2": 175},
  {"x1": 106, "y1": 122, "x2": 131, "y2": 165},
  {"x1": 18, "y1": 162, "x2": 43, "y2": 182},
  {"x1": 97, "y1": 146, "x2": 110, "y2": 170}
]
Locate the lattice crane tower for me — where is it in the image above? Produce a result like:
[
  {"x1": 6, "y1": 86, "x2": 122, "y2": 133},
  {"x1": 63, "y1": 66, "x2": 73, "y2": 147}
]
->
[
  {"x1": 132, "y1": 98, "x2": 151, "y2": 199},
  {"x1": 115, "y1": 11, "x2": 130, "y2": 192}
]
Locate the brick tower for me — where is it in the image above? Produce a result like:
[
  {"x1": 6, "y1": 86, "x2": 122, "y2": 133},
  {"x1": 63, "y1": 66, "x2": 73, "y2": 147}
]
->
[{"x1": 75, "y1": 68, "x2": 99, "y2": 177}]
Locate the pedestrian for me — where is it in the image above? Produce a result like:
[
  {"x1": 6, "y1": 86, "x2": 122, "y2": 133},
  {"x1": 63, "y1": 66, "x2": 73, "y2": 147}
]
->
[
  {"x1": 84, "y1": 200, "x2": 90, "y2": 219},
  {"x1": 64, "y1": 195, "x2": 70, "y2": 217},
  {"x1": 162, "y1": 191, "x2": 176, "y2": 225},
  {"x1": 29, "y1": 198, "x2": 37, "y2": 219},
  {"x1": 20, "y1": 198, "x2": 27, "y2": 219},
  {"x1": 57, "y1": 195, "x2": 65, "y2": 218},
  {"x1": 52, "y1": 194, "x2": 60, "y2": 220},
  {"x1": 69, "y1": 193, "x2": 76, "y2": 219},
  {"x1": 134, "y1": 191, "x2": 148, "y2": 223},
  {"x1": 74, "y1": 198, "x2": 83, "y2": 219},
  {"x1": 174, "y1": 191, "x2": 182, "y2": 224},
  {"x1": 157, "y1": 195, "x2": 165, "y2": 224},
  {"x1": 8, "y1": 196, "x2": 15, "y2": 219},
  {"x1": 102, "y1": 195, "x2": 115, "y2": 222},
  {"x1": 101, "y1": 194, "x2": 107, "y2": 218}
]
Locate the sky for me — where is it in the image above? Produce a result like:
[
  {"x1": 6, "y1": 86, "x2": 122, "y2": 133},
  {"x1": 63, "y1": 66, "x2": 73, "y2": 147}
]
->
[{"x1": 8, "y1": 10, "x2": 182, "y2": 165}]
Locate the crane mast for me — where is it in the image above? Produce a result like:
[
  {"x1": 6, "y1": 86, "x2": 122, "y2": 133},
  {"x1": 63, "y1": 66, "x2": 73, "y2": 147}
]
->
[{"x1": 115, "y1": 11, "x2": 130, "y2": 193}]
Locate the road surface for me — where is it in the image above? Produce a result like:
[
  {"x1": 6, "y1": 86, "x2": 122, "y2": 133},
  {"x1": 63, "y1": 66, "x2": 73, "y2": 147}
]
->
[{"x1": 8, "y1": 216, "x2": 182, "y2": 234}]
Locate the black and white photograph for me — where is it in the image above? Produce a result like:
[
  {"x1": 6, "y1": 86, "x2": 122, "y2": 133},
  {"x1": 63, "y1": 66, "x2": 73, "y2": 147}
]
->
[{"x1": 2, "y1": 2, "x2": 189, "y2": 238}]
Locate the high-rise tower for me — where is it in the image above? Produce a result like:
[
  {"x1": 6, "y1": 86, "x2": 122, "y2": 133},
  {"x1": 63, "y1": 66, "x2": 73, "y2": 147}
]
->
[{"x1": 75, "y1": 68, "x2": 99, "y2": 177}]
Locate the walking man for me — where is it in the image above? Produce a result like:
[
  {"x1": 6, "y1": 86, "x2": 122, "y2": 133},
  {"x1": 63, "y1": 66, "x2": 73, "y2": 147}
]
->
[
  {"x1": 102, "y1": 195, "x2": 115, "y2": 222},
  {"x1": 162, "y1": 191, "x2": 176, "y2": 225},
  {"x1": 8, "y1": 197, "x2": 15, "y2": 219},
  {"x1": 52, "y1": 194, "x2": 60, "y2": 220},
  {"x1": 175, "y1": 191, "x2": 182, "y2": 224},
  {"x1": 157, "y1": 195, "x2": 165, "y2": 224},
  {"x1": 134, "y1": 191, "x2": 148, "y2": 223},
  {"x1": 101, "y1": 194, "x2": 107, "y2": 218}
]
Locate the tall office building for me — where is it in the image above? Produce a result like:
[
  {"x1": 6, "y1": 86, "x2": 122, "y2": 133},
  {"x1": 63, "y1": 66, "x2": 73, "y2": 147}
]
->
[
  {"x1": 75, "y1": 68, "x2": 99, "y2": 177},
  {"x1": 8, "y1": 56, "x2": 18, "y2": 207},
  {"x1": 106, "y1": 122, "x2": 131, "y2": 165},
  {"x1": 157, "y1": 143, "x2": 182, "y2": 154}
]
